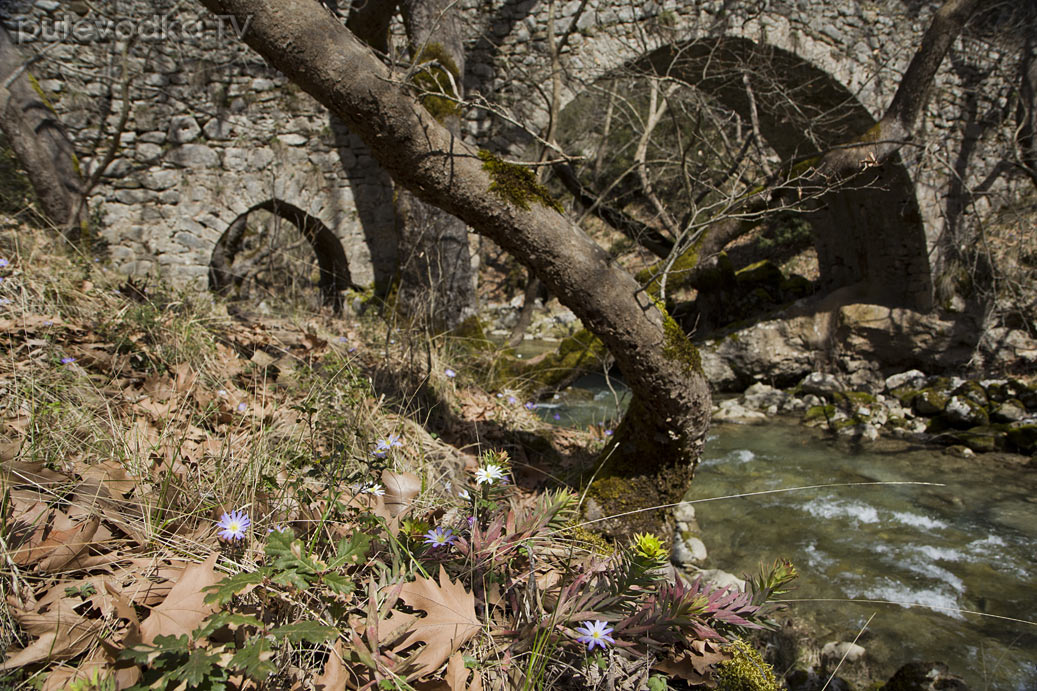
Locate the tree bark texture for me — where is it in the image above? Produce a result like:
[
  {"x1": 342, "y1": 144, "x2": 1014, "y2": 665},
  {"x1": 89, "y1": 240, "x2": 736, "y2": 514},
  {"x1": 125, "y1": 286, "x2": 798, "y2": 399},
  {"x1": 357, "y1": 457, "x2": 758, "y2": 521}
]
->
[
  {"x1": 0, "y1": 25, "x2": 86, "y2": 233},
  {"x1": 199, "y1": 0, "x2": 712, "y2": 539},
  {"x1": 393, "y1": 0, "x2": 478, "y2": 331}
]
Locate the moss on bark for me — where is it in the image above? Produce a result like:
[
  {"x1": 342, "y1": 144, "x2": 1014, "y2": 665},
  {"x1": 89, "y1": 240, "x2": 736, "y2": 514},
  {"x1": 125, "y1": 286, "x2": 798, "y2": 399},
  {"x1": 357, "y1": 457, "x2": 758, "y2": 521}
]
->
[
  {"x1": 478, "y1": 150, "x2": 563, "y2": 213},
  {"x1": 411, "y1": 42, "x2": 462, "y2": 122}
]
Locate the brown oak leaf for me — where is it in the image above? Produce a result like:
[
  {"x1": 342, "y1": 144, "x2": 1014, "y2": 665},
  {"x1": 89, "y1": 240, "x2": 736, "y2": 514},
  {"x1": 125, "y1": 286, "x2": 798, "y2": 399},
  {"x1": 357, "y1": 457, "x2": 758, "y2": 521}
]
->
[{"x1": 394, "y1": 566, "x2": 481, "y2": 678}]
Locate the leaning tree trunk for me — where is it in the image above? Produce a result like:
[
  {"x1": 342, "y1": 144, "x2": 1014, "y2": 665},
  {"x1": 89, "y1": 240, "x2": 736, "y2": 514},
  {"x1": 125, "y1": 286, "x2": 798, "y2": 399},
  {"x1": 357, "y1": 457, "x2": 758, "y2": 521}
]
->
[
  {"x1": 199, "y1": 0, "x2": 712, "y2": 540},
  {"x1": 0, "y1": 24, "x2": 86, "y2": 234}
]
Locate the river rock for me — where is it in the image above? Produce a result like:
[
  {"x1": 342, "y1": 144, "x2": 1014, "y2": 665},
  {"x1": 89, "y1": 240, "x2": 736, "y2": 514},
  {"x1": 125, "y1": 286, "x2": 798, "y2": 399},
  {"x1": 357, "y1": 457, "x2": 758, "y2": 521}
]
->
[
  {"x1": 942, "y1": 396, "x2": 989, "y2": 428},
  {"x1": 694, "y1": 568, "x2": 746, "y2": 592},
  {"x1": 743, "y1": 382, "x2": 788, "y2": 411},
  {"x1": 1006, "y1": 424, "x2": 1037, "y2": 454},
  {"x1": 837, "y1": 422, "x2": 880, "y2": 441},
  {"x1": 821, "y1": 641, "x2": 866, "y2": 665},
  {"x1": 700, "y1": 314, "x2": 821, "y2": 390},
  {"x1": 672, "y1": 534, "x2": 707, "y2": 566},
  {"x1": 990, "y1": 400, "x2": 1027, "y2": 423},
  {"x1": 882, "y1": 662, "x2": 968, "y2": 691},
  {"x1": 799, "y1": 371, "x2": 845, "y2": 397},
  {"x1": 885, "y1": 369, "x2": 926, "y2": 391},
  {"x1": 912, "y1": 390, "x2": 948, "y2": 416},
  {"x1": 713, "y1": 398, "x2": 766, "y2": 424}
]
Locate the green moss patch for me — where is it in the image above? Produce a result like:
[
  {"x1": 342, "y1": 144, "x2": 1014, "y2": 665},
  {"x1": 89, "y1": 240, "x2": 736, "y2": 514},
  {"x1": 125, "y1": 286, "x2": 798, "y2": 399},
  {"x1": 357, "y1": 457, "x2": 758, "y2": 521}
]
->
[
  {"x1": 411, "y1": 42, "x2": 462, "y2": 121},
  {"x1": 478, "y1": 150, "x2": 563, "y2": 213}
]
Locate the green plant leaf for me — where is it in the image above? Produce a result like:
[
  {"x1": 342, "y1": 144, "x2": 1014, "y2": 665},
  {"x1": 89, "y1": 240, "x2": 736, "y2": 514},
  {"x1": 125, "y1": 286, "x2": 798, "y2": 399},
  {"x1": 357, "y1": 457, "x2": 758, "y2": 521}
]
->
[
  {"x1": 229, "y1": 636, "x2": 276, "y2": 680},
  {"x1": 647, "y1": 674, "x2": 669, "y2": 691},
  {"x1": 169, "y1": 647, "x2": 222, "y2": 687},
  {"x1": 271, "y1": 620, "x2": 339, "y2": 644},
  {"x1": 328, "y1": 532, "x2": 373, "y2": 569},
  {"x1": 271, "y1": 567, "x2": 314, "y2": 591},
  {"x1": 203, "y1": 569, "x2": 271, "y2": 605},
  {"x1": 266, "y1": 530, "x2": 322, "y2": 577},
  {"x1": 195, "y1": 611, "x2": 265, "y2": 639},
  {"x1": 322, "y1": 571, "x2": 354, "y2": 595}
]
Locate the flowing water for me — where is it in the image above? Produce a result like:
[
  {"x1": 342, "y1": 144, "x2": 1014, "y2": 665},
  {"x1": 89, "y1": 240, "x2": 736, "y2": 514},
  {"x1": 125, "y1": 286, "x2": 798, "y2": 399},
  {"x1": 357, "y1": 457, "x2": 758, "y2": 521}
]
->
[{"x1": 532, "y1": 378, "x2": 1037, "y2": 689}]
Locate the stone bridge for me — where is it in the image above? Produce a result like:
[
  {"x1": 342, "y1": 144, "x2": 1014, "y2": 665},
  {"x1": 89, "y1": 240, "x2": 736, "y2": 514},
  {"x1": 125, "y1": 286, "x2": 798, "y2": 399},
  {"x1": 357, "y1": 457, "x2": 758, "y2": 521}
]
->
[{"x1": 2, "y1": 0, "x2": 1025, "y2": 310}]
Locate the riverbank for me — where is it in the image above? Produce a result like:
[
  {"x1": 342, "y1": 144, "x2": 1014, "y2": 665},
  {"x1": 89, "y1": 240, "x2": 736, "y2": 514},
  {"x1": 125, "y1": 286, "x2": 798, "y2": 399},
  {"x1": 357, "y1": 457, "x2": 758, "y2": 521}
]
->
[{"x1": 710, "y1": 369, "x2": 1037, "y2": 460}]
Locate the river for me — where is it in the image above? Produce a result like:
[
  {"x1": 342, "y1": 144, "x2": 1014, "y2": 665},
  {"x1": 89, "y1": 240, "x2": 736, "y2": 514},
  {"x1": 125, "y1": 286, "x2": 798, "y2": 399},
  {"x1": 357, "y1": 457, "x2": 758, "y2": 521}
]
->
[{"x1": 532, "y1": 375, "x2": 1037, "y2": 689}]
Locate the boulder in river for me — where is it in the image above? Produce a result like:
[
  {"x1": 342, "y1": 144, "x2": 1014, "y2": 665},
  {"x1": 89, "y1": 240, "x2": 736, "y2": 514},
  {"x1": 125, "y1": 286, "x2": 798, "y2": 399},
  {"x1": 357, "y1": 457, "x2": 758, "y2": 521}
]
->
[{"x1": 881, "y1": 662, "x2": 968, "y2": 691}]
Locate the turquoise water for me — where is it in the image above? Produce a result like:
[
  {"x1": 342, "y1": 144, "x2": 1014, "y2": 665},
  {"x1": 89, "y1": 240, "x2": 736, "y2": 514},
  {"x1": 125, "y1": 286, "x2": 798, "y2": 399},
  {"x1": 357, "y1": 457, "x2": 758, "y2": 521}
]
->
[
  {"x1": 534, "y1": 384, "x2": 1037, "y2": 689},
  {"x1": 692, "y1": 423, "x2": 1036, "y2": 689}
]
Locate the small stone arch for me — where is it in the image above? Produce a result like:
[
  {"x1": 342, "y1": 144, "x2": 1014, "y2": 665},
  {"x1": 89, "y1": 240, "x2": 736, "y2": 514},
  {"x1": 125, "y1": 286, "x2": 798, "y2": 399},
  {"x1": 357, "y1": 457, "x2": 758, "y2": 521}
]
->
[{"x1": 209, "y1": 198, "x2": 356, "y2": 312}]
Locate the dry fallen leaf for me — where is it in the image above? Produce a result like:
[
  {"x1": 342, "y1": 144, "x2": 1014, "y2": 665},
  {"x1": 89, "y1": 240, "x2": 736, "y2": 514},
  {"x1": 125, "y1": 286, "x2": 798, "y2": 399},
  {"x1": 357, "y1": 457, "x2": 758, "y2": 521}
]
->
[
  {"x1": 382, "y1": 470, "x2": 421, "y2": 517},
  {"x1": 394, "y1": 566, "x2": 481, "y2": 678},
  {"x1": 654, "y1": 639, "x2": 727, "y2": 684},
  {"x1": 38, "y1": 516, "x2": 101, "y2": 572},
  {"x1": 139, "y1": 552, "x2": 219, "y2": 644},
  {"x1": 0, "y1": 596, "x2": 103, "y2": 670},
  {"x1": 314, "y1": 640, "x2": 349, "y2": 691}
]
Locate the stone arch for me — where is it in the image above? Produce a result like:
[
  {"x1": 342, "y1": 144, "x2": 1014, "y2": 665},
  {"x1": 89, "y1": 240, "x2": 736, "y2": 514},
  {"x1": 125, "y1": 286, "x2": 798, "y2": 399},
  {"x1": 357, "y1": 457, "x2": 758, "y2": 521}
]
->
[
  {"x1": 552, "y1": 34, "x2": 933, "y2": 310},
  {"x1": 209, "y1": 198, "x2": 355, "y2": 312},
  {"x1": 645, "y1": 36, "x2": 933, "y2": 310}
]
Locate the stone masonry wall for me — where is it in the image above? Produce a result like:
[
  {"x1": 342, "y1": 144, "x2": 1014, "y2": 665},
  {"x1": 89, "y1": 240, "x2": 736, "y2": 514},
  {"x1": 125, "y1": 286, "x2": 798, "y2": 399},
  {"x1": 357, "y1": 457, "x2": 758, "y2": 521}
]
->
[{"x1": 1, "y1": 0, "x2": 1028, "y2": 296}]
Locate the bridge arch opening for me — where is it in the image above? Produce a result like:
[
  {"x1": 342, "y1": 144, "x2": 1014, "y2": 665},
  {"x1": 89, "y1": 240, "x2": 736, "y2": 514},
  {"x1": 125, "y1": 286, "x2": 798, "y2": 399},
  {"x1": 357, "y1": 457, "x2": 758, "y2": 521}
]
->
[
  {"x1": 555, "y1": 34, "x2": 932, "y2": 312},
  {"x1": 208, "y1": 199, "x2": 355, "y2": 313}
]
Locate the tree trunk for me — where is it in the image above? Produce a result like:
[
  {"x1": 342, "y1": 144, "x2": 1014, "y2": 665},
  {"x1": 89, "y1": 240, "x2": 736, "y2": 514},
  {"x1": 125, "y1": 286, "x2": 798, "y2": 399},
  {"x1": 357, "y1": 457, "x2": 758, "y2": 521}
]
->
[
  {"x1": 393, "y1": 0, "x2": 478, "y2": 331},
  {"x1": 199, "y1": 0, "x2": 712, "y2": 540},
  {"x1": 0, "y1": 25, "x2": 86, "y2": 234}
]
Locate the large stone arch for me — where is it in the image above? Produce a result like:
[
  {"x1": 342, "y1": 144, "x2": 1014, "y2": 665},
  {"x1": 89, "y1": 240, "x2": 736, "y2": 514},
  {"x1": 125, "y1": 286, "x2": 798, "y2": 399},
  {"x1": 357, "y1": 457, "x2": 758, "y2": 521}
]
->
[
  {"x1": 636, "y1": 36, "x2": 933, "y2": 310},
  {"x1": 209, "y1": 198, "x2": 355, "y2": 311},
  {"x1": 470, "y1": 2, "x2": 957, "y2": 311}
]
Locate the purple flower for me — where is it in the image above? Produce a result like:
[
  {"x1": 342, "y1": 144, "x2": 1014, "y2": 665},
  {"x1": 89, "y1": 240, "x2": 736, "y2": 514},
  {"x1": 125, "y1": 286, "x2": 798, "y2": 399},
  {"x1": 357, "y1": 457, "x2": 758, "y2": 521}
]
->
[
  {"x1": 423, "y1": 526, "x2": 456, "y2": 548},
  {"x1": 553, "y1": 413, "x2": 561, "y2": 421},
  {"x1": 507, "y1": 396, "x2": 517, "y2": 405},
  {"x1": 217, "y1": 510, "x2": 251, "y2": 541},
  {"x1": 445, "y1": 368, "x2": 457, "y2": 378},
  {"x1": 267, "y1": 524, "x2": 289, "y2": 534},
  {"x1": 0, "y1": 258, "x2": 8, "y2": 267},
  {"x1": 604, "y1": 429, "x2": 613, "y2": 436},
  {"x1": 575, "y1": 620, "x2": 615, "y2": 651},
  {"x1": 60, "y1": 356, "x2": 75, "y2": 365},
  {"x1": 373, "y1": 433, "x2": 402, "y2": 458},
  {"x1": 236, "y1": 402, "x2": 247, "y2": 412},
  {"x1": 524, "y1": 402, "x2": 535, "y2": 410},
  {"x1": 338, "y1": 336, "x2": 348, "y2": 343}
]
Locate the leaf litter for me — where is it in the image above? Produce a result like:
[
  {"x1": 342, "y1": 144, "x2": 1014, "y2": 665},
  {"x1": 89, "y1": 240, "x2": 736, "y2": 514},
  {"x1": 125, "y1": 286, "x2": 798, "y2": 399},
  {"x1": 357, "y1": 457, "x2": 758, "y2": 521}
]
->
[{"x1": 0, "y1": 227, "x2": 788, "y2": 689}]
